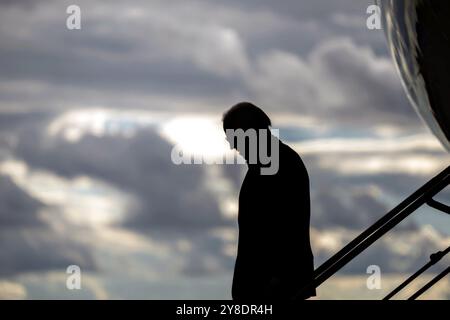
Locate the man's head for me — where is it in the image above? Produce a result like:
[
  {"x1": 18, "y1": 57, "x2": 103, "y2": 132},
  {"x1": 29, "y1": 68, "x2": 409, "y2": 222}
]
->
[
  {"x1": 222, "y1": 102, "x2": 279, "y2": 175},
  {"x1": 222, "y1": 102, "x2": 271, "y2": 132}
]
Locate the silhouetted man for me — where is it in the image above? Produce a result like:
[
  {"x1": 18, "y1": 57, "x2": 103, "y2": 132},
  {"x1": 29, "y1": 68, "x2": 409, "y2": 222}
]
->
[{"x1": 223, "y1": 102, "x2": 315, "y2": 300}]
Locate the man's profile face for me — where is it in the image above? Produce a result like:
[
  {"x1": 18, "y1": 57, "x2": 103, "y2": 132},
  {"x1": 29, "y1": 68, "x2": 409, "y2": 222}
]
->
[
  {"x1": 224, "y1": 127, "x2": 240, "y2": 153},
  {"x1": 224, "y1": 126, "x2": 256, "y2": 162}
]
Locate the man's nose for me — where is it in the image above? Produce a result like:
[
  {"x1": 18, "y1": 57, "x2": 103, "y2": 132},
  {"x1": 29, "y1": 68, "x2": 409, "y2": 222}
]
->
[
  {"x1": 224, "y1": 136, "x2": 231, "y2": 147},
  {"x1": 225, "y1": 135, "x2": 235, "y2": 149}
]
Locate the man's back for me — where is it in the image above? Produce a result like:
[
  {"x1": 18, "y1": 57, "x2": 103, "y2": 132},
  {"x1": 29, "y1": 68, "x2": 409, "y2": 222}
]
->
[{"x1": 232, "y1": 141, "x2": 315, "y2": 300}]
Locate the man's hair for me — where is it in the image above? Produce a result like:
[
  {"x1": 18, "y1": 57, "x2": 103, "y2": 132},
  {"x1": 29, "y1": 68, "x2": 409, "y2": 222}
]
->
[{"x1": 222, "y1": 102, "x2": 271, "y2": 131}]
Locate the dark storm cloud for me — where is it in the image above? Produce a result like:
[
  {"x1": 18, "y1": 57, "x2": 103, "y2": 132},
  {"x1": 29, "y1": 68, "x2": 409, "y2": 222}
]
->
[
  {"x1": 13, "y1": 124, "x2": 231, "y2": 231},
  {"x1": 303, "y1": 151, "x2": 448, "y2": 199},
  {"x1": 209, "y1": 0, "x2": 366, "y2": 20},
  {"x1": 312, "y1": 186, "x2": 387, "y2": 230},
  {"x1": 0, "y1": 111, "x2": 52, "y2": 136},
  {"x1": 249, "y1": 36, "x2": 417, "y2": 128},
  {"x1": 0, "y1": 114, "x2": 235, "y2": 278},
  {"x1": 9, "y1": 120, "x2": 236, "y2": 277},
  {"x1": 0, "y1": 229, "x2": 96, "y2": 277},
  {"x1": 177, "y1": 232, "x2": 235, "y2": 277},
  {"x1": 311, "y1": 40, "x2": 411, "y2": 117},
  {"x1": 0, "y1": 0, "x2": 250, "y2": 112},
  {"x1": 0, "y1": 47, "x2": 242, "y2": 97},
  {"x1": 0, "y1": 173, "x2": 96, "y2": 276},
  {"x1": 0, "y1": 174, "x2": 43, "y2": 229},
  {"x1": 0, "y1": 0, "x2": 417, "y2": 129},
  {"x1": 0, "y1": 0, "x2": 45, "y2": 8},
  {"x1": 0, "y1": 112, "x2": 54, "y2": 165},
  {"x1": 0, "y1": 112, "x2": 99, "y2": 277},
  {"x1": 300, "y1": 147, "x2": 449, "y2": 274},
  {"x1": 302, "y1": 149, "x2": 448, "y2": 232},
  {"x1": 311, "y1": 174, "x2": 419, "y2": 231},
  {"x1": 202, "y1": 0, "x2": 388, "y2": 57},
  {"x1": 334, "y1": 227, "x2": 448, "y2": 274}
]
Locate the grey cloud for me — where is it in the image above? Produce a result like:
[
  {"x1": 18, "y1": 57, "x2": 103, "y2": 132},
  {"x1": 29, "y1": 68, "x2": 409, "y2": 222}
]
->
[
  {"x1": 312, "y1": 38, "x2": 412, "y2": 116},
  {"x1": 0, "y1": 113, "x2": 99, "y2": 277},
  {"x1": 0, "y1": 228, "x2": 96, "y2": 277},
  {"x1": 208, "y1": 0, "x2": 367, "y2": 22},
  {"x1": 333, "y1": 227, "x2": 449, "y2": 274},
  {"x1": 0, "y1": 173, "x2": 96, "y2": 276},
  {"x1": 312, "y1": 185, "x2": 395, "y2": 231},
  {"x1": 13, "y1": 123, "x2": 231, "y2": 231},
  {"x1": 0, "y1": 0, "x2": 47, "y2": 8},
  {"x1": 0, "y1": 175, "x2": 44, "y2": 229},
  {"x1": 298, "y1": 146, "x2": 449, "y2": 275},
  {"x1": 10, "y1": 121, "x2": 239, "y2": 279},
  {"x1": 177, "y1": 232, "x2": 235, "y2": 277},
  {"x1": 8, "y1": 116, "x2": 240, "y2": 278},
  {"x1": 221, "y1": 164, "x2": 245, "y2": 191},
  {"x1": 0, "y1": 112, "x2": 51, "y2": 139},
  {"x1": 0, "y1": 0, "x2": 406, "y2": 128},
  {"x1": 307, "y1": 171, "x2": 422, "y2": 232},
  {"x1": 302, "y1": 149, "x2": 448, "y2": 232},
  {"x1": 0, "y1": 0, "x2": 249, "y2": 105},
  {"x1": 303, "y1": 151, "x2": 449, "y2": 198},
  {"x1": 249, "y1": 37, "x2": 417, "y2": 128}
]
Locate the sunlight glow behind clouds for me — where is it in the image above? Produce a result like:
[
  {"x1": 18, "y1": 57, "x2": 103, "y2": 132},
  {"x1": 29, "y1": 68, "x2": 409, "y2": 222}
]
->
[
  {"x1": 46, "y1": 109, "x2": 450, "y2": 177},
  {"x1": 316, "y1": 154, "x2": 446, "y2": 176},
  {"x1": 160, "y1": 116, "x2": 232, "y2": 160}
]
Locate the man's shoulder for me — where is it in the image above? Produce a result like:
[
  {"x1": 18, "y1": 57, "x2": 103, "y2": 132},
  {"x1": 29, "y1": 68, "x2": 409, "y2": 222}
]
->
[
  {"x1": 278, "y1": 141, "x2": 308, "y2": 176},
  {"x1": 280, "y1": 141, "x2": 302, "y2": 163}
]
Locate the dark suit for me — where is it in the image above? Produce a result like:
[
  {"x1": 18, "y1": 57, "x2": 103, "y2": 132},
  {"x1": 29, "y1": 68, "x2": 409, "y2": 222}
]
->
[{"x1": 232, "y1": 140, "x2": 315, "y2": 300}]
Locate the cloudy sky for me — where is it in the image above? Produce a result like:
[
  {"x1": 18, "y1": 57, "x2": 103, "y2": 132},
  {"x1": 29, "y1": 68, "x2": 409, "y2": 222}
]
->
[{"x1": 0, "y1": 0, "x2": 449, "y2": 299}]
